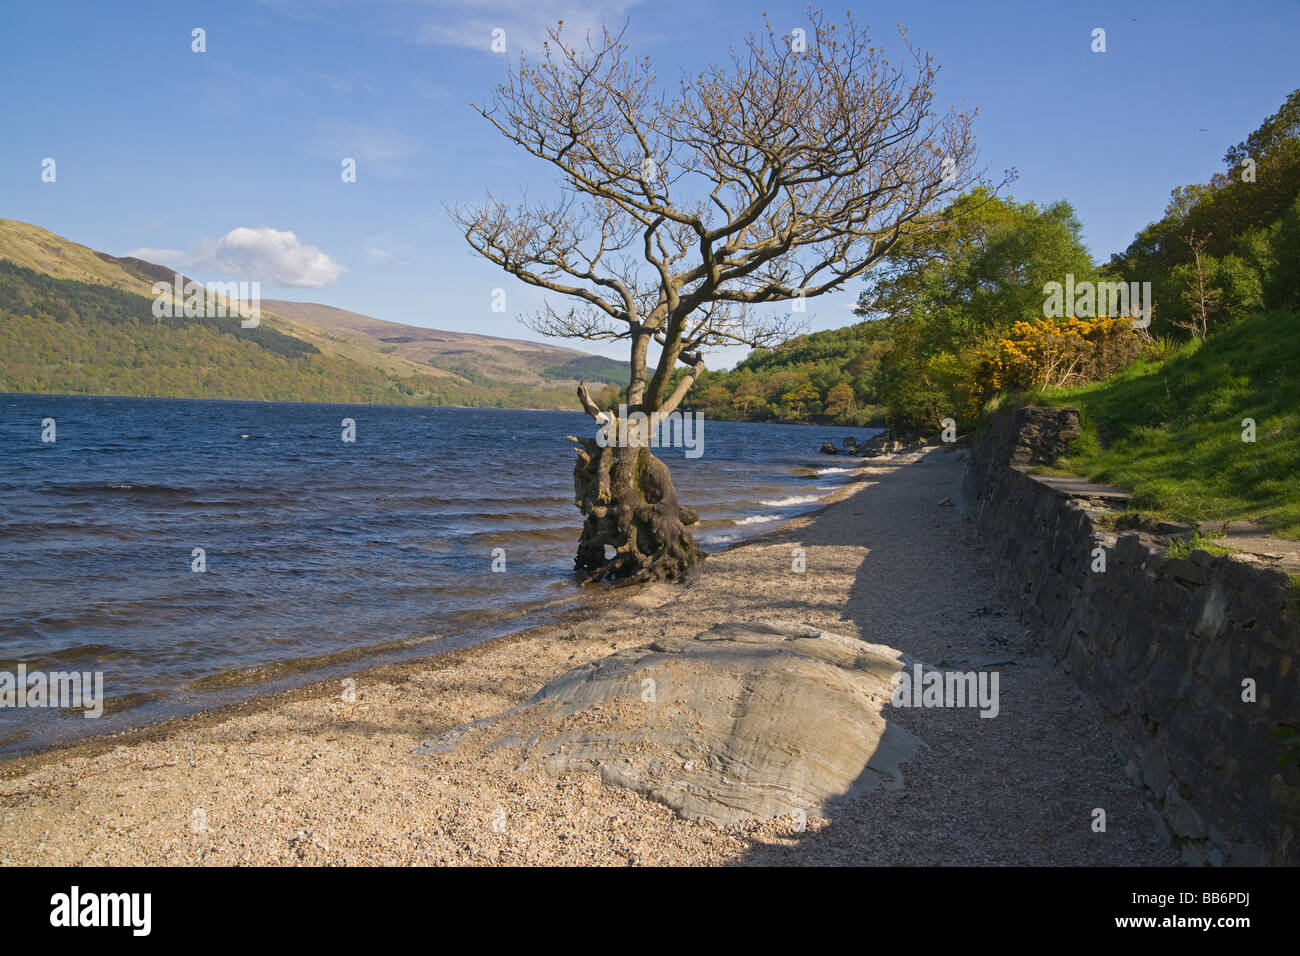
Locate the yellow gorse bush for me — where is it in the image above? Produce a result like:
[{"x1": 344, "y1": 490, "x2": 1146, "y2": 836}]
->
[{"x1": 966, "y1": 314, "x2": 1149, "y2": 416}]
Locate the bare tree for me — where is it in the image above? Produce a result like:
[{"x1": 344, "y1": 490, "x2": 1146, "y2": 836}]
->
[
  {"x1": 450, "y1": 9, "x2": 987, "y2": 582},
  {"x1": 1174, "y1": 232, "x2": 1219, "y2": 341}
]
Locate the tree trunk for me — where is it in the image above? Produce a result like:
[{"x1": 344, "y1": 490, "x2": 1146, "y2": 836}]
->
[{"x1": 568, "y1": 430, "x2": 704, "y2": 584}]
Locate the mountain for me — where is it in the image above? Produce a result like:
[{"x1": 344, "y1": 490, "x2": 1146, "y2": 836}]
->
[
  {"x1": 259, "y1": 299, "x2": 629, "y2": 390},
  {"x1": 0, "y1": 218, "x2": 626, "y2": 408}
]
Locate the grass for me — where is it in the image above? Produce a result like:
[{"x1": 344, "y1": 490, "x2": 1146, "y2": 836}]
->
[
  {"x1": 0, "y1": 217, "x2": 156, "y2": 295},
  {"x1": 1164, "y1": 533, "x2": 1238, "y2": 559},
  {"x1": 1011, "y1": 310, "x2": 1300, "y2": 540}
]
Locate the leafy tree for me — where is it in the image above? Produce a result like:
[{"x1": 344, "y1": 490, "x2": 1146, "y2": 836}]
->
[
  {"x1": 822, "y1": 381, "x2": 856, "y2": 419},
  {"x1": 857, "y1": 189, "x2": 1098, "y2": 429},
  {"x1": 1109, "y1": 89, "x2": 1300, "y2": 332},
  {"x1": 779, "y1": 379, "x2": 821, "y2": 419}
]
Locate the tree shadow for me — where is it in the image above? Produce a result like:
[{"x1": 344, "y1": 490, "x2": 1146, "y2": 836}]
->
[{"x1": 723, "y1": 454, "x2": 1173, "y2": 866}]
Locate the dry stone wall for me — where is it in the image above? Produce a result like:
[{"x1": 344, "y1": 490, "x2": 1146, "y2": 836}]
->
[{"x1": 962, "y1": 406, "x2": 1300, "y2": 866}]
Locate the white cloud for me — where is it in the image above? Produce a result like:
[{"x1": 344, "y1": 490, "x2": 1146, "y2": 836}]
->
[
  {"x1": 126, "y1": 228, "x2": 347, "y2": 287},
  {"x1": 202, "y1": 227, "x2": 348, "y2": 287}
]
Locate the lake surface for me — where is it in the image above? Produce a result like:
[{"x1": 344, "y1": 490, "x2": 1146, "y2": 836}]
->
[{"x1": 0, "y1": 394, "x2": 877, "y2": 755}]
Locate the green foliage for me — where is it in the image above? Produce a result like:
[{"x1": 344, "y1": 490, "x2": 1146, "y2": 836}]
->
[
  {"x1": 856, "y1": 90, "x2": 1300, "y2": 434},
  {"x1": 1108, "y1": 89, "x2": 1300, "y2": 335},
  {"x1": 1273, "y1": 725, "x2": 1300, "y2": 768},
  {"x1": 1031, "y1": 310, "x2": 1300, "y2": 540},
  {"x1": 680, "y1": 321, "x2": 891, "y2": 425},
  {"x1": 540, "y1": 355, "x2": 631, "y2": 385},
  {"x1": 0, "y1": 260, "x2": 587, "y2": 409},
  {"x1": 1164, "y1": 533, "x2": 1237, "y2": 559},
  {"x1": 0, "y1": 259, "x2": 318, "y2": 358},
  {"x1": 858, "y1": 188, "x2": 1102, "y2": 431}
]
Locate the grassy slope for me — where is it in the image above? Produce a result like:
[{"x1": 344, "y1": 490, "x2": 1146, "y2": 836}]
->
[
  {"x1": 0, "y1": 309, "x2": 423, "y2": 404},
  {"x1": 0, "y1": 218, "x2": 160, "y2": 293},
  {"x1": 1026, "y1": 310, "x2": 1300, "y2": 539},
  {"x1": 0, "y1": 261, "x2": 440, "y2": 405},
  {"x1": 0, "y1": 219, "x2": 610, "y2": 409}
]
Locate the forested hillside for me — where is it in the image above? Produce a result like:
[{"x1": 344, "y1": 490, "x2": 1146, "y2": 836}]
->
[
  {"x1": 0, "y1": 261, "x2": 608, "y2": 407},
  {"x1": 0, "y1": 218, "x2": 623, "y2": 409},
  {"x1": 681, "y1": 322, "x2": 892, "y2": 426}
]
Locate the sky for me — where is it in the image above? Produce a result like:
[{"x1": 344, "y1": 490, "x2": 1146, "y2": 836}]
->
[{"x1": 2, "y1": 0, "x2": 1297, "y2": 368}]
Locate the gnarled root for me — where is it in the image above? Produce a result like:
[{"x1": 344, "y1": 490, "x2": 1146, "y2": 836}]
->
[{"x1": 569, "y1": 435, "x2": 703, "y2": 584}]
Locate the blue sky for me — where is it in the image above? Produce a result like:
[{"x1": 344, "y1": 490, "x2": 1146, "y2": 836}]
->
[{"x1": 2, "y1": 0, "x2": 1297, "y2": 367}]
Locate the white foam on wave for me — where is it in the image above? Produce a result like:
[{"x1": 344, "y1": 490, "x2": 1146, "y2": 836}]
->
[
  {"x1": 733, "y1": 514, "x2": 782, "y2": 526},
  {"x1": 758, "y1": 495, "x2": 821, "y2": 507},
  {"x1": 816, "y1": 466, "x2": 852, "y2": 475}
]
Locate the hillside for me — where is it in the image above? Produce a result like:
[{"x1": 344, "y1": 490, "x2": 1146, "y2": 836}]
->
[
  {"x1": 0, "y1": 260, "x2": 465, "y2": 405},
  {"x1": 0, "y1": 218, "x2": 623, "y2": 408},
  {"x1": 1027, "y1": 309, "x2": 1300, "y2": 539},
  {"x1": 260, "y1": 299, "x2": 628, "y2": 389},
  {"x1": 682, "y1": 321, "x2": 891, "y2": 426}
]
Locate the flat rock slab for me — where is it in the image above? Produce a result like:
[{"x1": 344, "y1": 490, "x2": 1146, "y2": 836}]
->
[
  {"x1": 1198, "y1": 519, "x2": 1300, "y2": 570},
  {"x1": 414, "y1": 621, "x2": 924, "y2": 826},
  {"x1": 1022, "y1": 471, "x2": 1131, "y2": 502}
]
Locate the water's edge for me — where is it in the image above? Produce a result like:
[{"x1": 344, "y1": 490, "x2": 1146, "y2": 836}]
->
[{"x1": 0, "y1": 471, "x2": 869, "y2": 767}]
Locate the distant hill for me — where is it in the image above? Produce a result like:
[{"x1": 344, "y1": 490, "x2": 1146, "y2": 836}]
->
[
  {"x1": 540, "y1": 355, "x2": 634, "y2": 385},
  {"x1": 0, "y1": 260, "x2": 423, "y2": 404},
  {"x1": 682, "y1": 321, "x2": 892, "y2": 427},
  {"x1": 0, "y1": 218, "x2": 624, "y2": 408},
  {"x1": 260, "y1": 298, "x2": 629, "y2": 392}
]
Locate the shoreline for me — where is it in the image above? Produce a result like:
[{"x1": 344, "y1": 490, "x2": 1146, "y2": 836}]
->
[
  {"x1": 3, "y1": 392, "x2": 873, "y2": 761},
  {"x1": 4, "y1": 391, "x2": 870, "y2": 428},
  {"x1": 0, "y1": 451, "x2": 1176, "y2": 866},
  {"x1": 0, "y1": 466, "x2": 869, "y2": 775}
]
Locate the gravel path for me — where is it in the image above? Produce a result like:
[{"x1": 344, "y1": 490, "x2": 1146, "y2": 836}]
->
[{"x1": 0, "y1": 449, "x2": 1177, "y2": 865}]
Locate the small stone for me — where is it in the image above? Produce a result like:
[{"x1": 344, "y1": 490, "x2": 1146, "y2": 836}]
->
[{"x1": 1180, "y1": 843, "x2": 1207, "y2": 867}]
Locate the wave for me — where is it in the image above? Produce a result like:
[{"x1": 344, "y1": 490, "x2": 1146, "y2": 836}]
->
[
  {"x1": 1, "y1": 642, "x2": 140, "y2": 671},
  {"x1": 733, "y1": 514, "x2": 782, "y2": 526},
  {"x1": 373, "y1": 493, "x2": 569, "y2": 510},
  {"x1": 462, "y1": 525, "x2": 576, "y2": 545},
  {"x1": 816, "y1": 466, "x2": 853, "y2": 475},
  {"x1": 699, "y1": 533, "x2": 737, "y2": 546},
  {"x1": 41, "y1": 481, "x2": 201, "y2": 500},
  {"x1": 758, "y1": 494, "x2": 821, "y2": 507}
]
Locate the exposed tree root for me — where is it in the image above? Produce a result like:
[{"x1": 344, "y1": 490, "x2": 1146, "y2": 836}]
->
[{"x1": 568, "y1": 434, "x2": 703, "y2": 584}]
